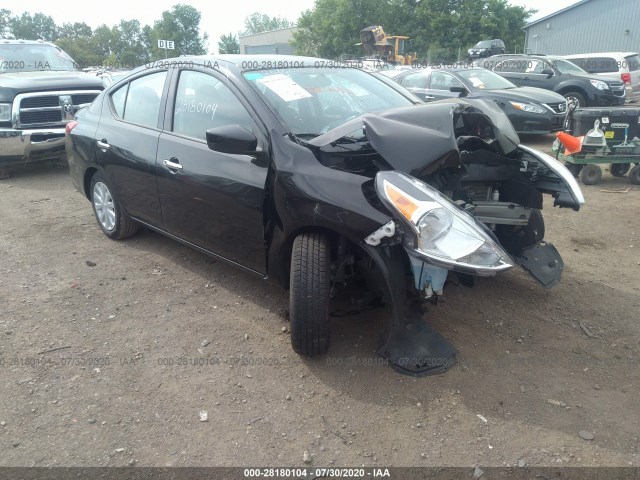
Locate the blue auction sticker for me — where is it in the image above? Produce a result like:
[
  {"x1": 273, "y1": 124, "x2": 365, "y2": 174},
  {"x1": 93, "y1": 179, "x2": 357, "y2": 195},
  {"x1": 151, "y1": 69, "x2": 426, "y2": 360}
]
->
[{"x1": 244, "y1": 72, "x2": 263, "y2": 80}]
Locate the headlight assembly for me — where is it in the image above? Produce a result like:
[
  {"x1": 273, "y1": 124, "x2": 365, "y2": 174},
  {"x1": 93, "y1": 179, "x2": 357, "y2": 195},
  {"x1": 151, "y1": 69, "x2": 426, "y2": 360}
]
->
[
  {"x1": 375, "y1": 171, "x2": 514, "y2": 275},
  {"x1": 590, "y1": 80, "x2": 609, "y2": 90},
  {"x1": 509, "y1": 101, "x2": 547, "y2": 114},
  {"x1": 0, "y1": 103, "x2": 12, "y2": 122}
]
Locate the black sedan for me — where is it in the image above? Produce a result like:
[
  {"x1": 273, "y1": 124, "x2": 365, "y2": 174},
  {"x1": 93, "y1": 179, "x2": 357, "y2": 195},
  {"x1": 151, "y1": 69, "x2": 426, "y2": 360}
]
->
[
  {"x1": 66, "y1": 55, "x2": 584, "y2": 376},
  {"x1": 382, "y1": 67, "x2": 568, "y2": 134}
]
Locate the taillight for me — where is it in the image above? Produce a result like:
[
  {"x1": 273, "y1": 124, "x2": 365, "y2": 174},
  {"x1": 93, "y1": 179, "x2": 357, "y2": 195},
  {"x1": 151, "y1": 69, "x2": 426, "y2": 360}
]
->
[
  {"x1": 621, "y1": 73, "x2": 631, "y2": 85},
  {"x1": 65, "y1": 120, "x2": 78, "y2": 134}
]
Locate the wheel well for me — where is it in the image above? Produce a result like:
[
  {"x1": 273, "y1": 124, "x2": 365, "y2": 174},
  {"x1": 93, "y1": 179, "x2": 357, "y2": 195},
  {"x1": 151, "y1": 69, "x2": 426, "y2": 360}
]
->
[
  {"x1": 83, "y1": 168, "x2": 98, "y2": 199},
  {"x1": 275, "y1": 227, "x2": 364, "y2": 290},
  {"x1": 558, "y1": 87, "x2": 588, "y2": 101}
]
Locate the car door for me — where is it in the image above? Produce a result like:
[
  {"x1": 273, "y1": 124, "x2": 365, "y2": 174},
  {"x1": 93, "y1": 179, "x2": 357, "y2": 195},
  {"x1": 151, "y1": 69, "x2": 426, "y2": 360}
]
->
[
  {"x1": 521, "y1": 59, "x2": 555, "y2": 89},
  {"x1": 155, "y1": 68, "x2": 269, "y2": 275},
  {"x1": 399, "y1": 71, "x2": 431, "y2": 100},
  {"x1": 95, "y1": 69, "x2": 169, "y2": 225},
  {"x1": 492, "y1": 58, "x2": 527, "y2": 86},
  {"x1": 426, "y1": 71, "x2": 467, "y2": 100}
]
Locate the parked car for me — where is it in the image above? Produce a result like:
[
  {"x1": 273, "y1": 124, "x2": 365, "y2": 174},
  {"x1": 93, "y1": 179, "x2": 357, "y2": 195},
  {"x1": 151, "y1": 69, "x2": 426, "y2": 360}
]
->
[
  {"x1": 0, "y1": 39, "x2": 103, "y2": 178},
  {"x1": 479, "y1": 54, "x2": 626, "y2": 108},
  {"x1": 66, "y1": 55, "x2": 584, "y2": 376},
  {"x1": 382, "y1": 67, "x2": 568, "y2": 134},
  {"x1": 468, "y1": 39, "x2": 506, "y2": 61},
  {"x1": 564, "y1": 52, "x2": 640, "y2": 103}
]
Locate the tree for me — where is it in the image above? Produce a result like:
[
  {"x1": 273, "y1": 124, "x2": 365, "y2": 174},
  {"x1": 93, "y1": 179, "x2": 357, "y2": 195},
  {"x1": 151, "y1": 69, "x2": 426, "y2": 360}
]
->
[
  {"x1": 150, "y1": 4, "x2": 208, "y2": 59},
  {"x1": 9, "y1": 12, "x2": 58, "y2": 41},
  {"x1": 292, "y1": 0, "x2": 534, "y2": 61},
  {"x1": 1, "y1": 9, "x2": 12, "y2": 38},
  {"x1": 111, "y1": 19, "x2": 149, "y2": 66},
  {"x1": 218, "y1": 33, "x2": 239, "y2": 54},
  {"x1": 241, "y1": 12, "x2": 294, "y2": 36}
]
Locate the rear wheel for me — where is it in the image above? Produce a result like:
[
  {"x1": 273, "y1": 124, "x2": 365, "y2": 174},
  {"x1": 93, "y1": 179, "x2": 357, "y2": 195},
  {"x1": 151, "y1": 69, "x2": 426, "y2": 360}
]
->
[
  {"x1": 289, "y1": 233, "x2": 331, "y2": 357},
  {"x1": 580, "y1": 164, "x2": 602, "y2": 185},
  {"x1": 90, "y1": 173, "x2": 139, "y2": 240},
  {"x1": 563, "y1": 91, "x2": 587, "y2": 108},
  {"x1": 610, "y1": 163, "x2": 630, "y2": 177},
  {"x1": 629, "y1": 165, "x2": 640, "y2": 185}
]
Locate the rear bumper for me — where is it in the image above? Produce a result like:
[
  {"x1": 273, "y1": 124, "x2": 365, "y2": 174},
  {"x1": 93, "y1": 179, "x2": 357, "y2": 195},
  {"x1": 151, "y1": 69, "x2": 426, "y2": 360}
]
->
[{"x1": 0, "y1": 128, "x2": 66, "y2": 166}]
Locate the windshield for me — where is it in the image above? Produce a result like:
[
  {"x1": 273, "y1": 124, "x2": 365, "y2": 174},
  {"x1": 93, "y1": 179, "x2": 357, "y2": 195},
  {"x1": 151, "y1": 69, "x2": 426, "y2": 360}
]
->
[
  {"x1": 474, "y1": 41, "x2": 492, "y2": 48},
  {"x1": 244, "y1": 67, "x2": 414, "y2": 138},
  {"x1": 0, "y1": 44, "x2": 78, "y2": 73},
  {"x1": 553, "y1": 58, "x2": 587, "y2": 75},
  {"x1": 457, "y1": 69, "x2": 517, "y2": 90}
]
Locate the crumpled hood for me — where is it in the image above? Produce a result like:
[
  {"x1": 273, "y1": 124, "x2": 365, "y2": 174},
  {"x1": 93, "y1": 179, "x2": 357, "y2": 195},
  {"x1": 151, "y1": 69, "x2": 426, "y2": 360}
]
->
[{"x1": 309, "y1": 99, "x2": 521, "y2": 176}]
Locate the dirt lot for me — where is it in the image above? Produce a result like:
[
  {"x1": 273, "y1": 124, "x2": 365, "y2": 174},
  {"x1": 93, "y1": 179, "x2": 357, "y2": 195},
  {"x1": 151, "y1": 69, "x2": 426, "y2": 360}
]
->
[{"x1": 1, "y1": 135, "x2": 639, "y2": 468}]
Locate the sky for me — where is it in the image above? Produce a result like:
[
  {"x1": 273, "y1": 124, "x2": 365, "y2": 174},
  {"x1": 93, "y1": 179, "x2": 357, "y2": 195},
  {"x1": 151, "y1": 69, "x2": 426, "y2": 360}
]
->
[{"x1": 12, "y1": 0, "x2": 581, "y2": 52}]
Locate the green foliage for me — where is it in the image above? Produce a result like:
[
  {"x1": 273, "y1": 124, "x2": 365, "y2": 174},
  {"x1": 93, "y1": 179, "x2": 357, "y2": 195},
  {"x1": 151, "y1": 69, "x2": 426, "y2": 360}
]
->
[
  {"x1": 218, "y1": 33, "x2": 240, "y2": 54},
  {"x1": 241, "y1": 12, "x2": 294, "y2": 36},
  {"x1": 8, "y1": 12, "x2": 58, "y2": 41},
  {"x1": 292, "y1": 0, "x2": 534, "y2": 60},
  {"x1": 1, "y1": 5, "x2": 208, "y2": 68}
]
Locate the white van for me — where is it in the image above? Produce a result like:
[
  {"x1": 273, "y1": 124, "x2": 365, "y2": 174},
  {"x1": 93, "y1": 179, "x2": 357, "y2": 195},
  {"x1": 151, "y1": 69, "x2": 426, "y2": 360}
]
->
[{"x1": 564, "y1": 52, "x2": 640, "y2": 103}]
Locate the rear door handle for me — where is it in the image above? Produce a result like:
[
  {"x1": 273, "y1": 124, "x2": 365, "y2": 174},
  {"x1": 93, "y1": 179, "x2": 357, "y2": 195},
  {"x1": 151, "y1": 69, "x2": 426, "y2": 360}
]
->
[
  {"x1": 96, "y1": 139, "x2": 110, "y2": 151},
  {"x1": 163, "y1": 158, "x2": 183, "y2": 171}
]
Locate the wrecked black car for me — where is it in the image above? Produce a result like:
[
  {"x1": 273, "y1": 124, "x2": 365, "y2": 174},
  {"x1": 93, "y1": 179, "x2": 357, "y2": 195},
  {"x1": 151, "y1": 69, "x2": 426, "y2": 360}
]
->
[{"x1": 66, "y1": 55, "x2": 584, "y2": 376}]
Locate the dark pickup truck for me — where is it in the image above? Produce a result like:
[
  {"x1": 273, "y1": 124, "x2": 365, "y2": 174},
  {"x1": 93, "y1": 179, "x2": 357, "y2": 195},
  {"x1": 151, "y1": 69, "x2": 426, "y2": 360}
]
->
[{"x1": 0, "y1": 39, "x2": 103, "y2": 178}]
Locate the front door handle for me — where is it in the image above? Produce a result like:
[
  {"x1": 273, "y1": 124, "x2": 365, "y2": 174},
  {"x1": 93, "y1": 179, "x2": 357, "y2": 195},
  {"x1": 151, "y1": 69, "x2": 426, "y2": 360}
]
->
[
  {"x1": 96, "y1": 139, "x2": 110, "y2": 151},
  {"x1": 163, "y1": 158, "x2": 183, "y2": 171},
  {"x1": 423, "y1": 95, "x2": 435, "y2": 100}
]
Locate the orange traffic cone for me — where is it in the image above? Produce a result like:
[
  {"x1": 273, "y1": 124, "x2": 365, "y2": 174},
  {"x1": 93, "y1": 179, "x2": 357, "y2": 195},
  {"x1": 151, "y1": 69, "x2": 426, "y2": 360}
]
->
[{"x1": 556, "y1": 131, "x2": 583, "y2": 155}]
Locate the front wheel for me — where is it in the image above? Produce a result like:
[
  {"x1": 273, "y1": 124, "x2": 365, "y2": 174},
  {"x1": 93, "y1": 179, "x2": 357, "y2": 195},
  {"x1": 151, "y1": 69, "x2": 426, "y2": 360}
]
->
[
  {"x1": 90, "y1": 173, "x2": 139, "y2": 240},
  {"x1": 289, "y1": 233, "x2": 331, "y2": 357},
  {"x1": 580, "y1": 164, "x2": 602, "y2": 185},
  {"x1": 563, "y1": 91, "x2": 587, "y2": 108}
]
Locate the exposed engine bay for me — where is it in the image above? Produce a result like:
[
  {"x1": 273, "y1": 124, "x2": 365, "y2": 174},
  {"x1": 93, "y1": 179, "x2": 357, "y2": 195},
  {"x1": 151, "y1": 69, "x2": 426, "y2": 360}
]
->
[{"x1": 307, "y1": 99, "x2": 584, "y2": 296}]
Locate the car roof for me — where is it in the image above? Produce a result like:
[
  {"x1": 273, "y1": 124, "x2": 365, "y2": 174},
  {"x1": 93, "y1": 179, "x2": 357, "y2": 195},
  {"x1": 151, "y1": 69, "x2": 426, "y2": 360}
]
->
[
  {"x1": 564, "y1": 52, "x2": 638, "y2": 58},
  {"x1": 161, "y1": 54, "x2": 330, "y2": 70},
  {"x1": 0, "y1": 39, "x2": 56, "y2": 46}
]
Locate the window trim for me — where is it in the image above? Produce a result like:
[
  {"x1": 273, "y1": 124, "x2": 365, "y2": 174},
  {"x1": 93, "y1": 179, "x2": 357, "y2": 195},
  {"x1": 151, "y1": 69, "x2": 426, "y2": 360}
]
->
[
  {"x1": 107, "y1": 68, "x2": 170, "y2": 131},
  {"x1": 163, "y1": 67, "x2": 264, "y2": 145}
]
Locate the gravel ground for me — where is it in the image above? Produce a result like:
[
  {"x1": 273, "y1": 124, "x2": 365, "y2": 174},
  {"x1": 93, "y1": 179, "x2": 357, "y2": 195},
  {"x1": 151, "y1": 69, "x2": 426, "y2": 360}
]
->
[{"x1": 0, "y1": 135, "x2": 638, "y2": 468}]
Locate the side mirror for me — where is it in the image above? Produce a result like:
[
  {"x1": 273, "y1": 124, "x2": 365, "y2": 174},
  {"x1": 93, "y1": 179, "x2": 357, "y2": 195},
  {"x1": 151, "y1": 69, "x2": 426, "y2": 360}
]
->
[
  {"x1": 450, "y1": 86, "x2": 468, "y2": 97},
  {"x1": 541, "y1": 68, "x2": 554, "y2": 78},
  {"x1": 206, "y1": 125, "x2": 258, "y2": 155}
]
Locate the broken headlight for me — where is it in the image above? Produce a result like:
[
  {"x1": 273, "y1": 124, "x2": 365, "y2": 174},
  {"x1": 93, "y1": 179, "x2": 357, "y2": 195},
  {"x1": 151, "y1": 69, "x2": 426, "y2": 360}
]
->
[{"x1": 375, "y1": 171, "x2": 514, "y2": 275}]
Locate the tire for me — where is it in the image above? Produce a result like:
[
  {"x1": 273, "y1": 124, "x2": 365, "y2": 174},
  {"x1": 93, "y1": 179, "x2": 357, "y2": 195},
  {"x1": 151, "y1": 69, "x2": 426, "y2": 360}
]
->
[
  {"x1": 565, "y1": 162, "x2": 583, "y2": 177},
  {"x1": 629, "y1": 164, "x2": 640, "y2": 185},
  {"x1": 563, "y1": 91, "x2": 587, "y2": 108},
  {"x1": 90, "y1": 173, "x2": 138, "y2": 240},
  {"x1": 610, "y1": 163, "x2": 630, "y2": 177},
  {"x1": 580, "y1": 164, "x2": 602, "y2": 185},
  {"x1": 289, "y1": 232, "x2": 331, "y2": 357},
  {"x1": 495, "y1": 208, "x2": 545, "y2": 255}
]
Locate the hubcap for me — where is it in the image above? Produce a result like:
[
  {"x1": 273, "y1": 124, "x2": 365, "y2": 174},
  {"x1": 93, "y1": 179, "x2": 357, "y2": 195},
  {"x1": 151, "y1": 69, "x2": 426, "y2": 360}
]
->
[
  {"x1": 566, "y1": 96, "x2": 580, "y2": 108},
  {"x1": 93, "y1": 182, "x2": 116, "y2": 231}
]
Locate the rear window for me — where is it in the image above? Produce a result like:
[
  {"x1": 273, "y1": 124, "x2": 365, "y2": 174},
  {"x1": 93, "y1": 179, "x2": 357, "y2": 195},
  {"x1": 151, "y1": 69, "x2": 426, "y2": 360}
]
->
[
  {"x1": 568, "y1": 57, "x2": 618, "y2": 73},
  {"x1": 625, "y1": 54, "x2": 640, "y2": 72}
]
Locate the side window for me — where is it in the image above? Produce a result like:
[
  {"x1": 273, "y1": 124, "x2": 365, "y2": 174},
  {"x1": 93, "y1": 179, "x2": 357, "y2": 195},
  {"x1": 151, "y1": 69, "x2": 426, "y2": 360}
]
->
[
  {"x1": 110, "y1": 71, "x2": 167, "y2": 128},
  {"x1": 111, "y1": 84, "x2": 127, "y2": 117},
  {"x1": 401, "y1": 71, "x2": 428, "y2": 89},
  {"x1": 172, "y1": 70, "x2": 254, "y2": 140},
  {"x1": 429, "y1": 72, "x2": 464, "y2": 90},
  {"x1": 494, "y1": 59, "x2": 522, "y2": 73}
]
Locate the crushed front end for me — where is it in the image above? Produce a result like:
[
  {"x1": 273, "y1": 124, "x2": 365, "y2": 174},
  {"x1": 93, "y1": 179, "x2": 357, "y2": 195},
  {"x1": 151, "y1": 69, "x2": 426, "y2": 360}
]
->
[{"x1": 309, "y1": 99, "x2": 584, "y2": 376}]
